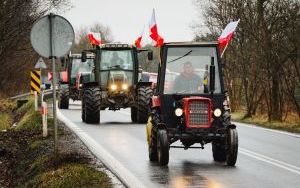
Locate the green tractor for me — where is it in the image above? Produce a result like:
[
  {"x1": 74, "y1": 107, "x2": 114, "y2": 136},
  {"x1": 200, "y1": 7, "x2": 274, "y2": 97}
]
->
[
  {"x1": 81, "y1": 43, "x2": 153, "y2": 124},
  {"x1": 58, "y1": 53, "x2": 94, "y2": 109}
]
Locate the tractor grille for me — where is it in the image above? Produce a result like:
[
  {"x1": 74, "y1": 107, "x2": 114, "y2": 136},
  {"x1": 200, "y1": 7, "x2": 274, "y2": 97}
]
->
[{"x1": 188, "y1": 101, "x2": 210, "y2": 127}]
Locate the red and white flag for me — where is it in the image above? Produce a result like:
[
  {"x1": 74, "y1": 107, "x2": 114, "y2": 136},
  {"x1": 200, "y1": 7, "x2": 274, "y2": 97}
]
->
[
  {"x1": 218, "y1": 19, "x2": 240, "y2": 55},
  {"x1": 88, "y1": 32, "x2": 102, "y2": 46},
  {"x1": 149, "y1": 9, "x2": 164, "y2": 47},
  {"x1": 135, "y1": 29, "x2": 144, "y2": 48}
]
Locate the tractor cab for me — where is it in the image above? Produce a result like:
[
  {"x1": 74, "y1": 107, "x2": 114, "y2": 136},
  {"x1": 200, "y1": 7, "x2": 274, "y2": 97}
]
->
[{"x1": 147, "y1": 42, "x2": 238, "y2": 166}]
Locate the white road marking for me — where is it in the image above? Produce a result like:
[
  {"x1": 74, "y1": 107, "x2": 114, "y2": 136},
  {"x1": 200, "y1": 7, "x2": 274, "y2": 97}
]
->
[
  {"x1": 235, "y1": 122, "x2": 300, "y2": 138},
  {"x1": 240, "y1": 148, "x2": 300, "y2": 175},
  {"x1": 57, "y1": 108, "x2": 150, "y2": 188}
]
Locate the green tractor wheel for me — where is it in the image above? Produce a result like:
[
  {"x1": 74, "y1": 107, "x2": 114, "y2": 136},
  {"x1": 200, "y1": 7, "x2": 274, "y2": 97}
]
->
[
  {"x1": 58, "y1": 87, "x2": 69, "y2": 109},
  {"x1": 83, "y1": 87, "x2": 100, "y2": 124},
  {"x1": 136, "y1": 86, "x2": 152, "y2": 123}
]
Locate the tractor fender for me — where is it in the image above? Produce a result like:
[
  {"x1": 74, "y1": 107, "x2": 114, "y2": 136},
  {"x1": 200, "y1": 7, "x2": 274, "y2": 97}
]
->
[
  {"x1": 82, "y1": 82, "x2": 99, "y2": 88},
  {"x1": 151, "y1": 96, "x2": 160, "y2": 108},
  {"x1": 157, "y1": 123, "x2": 167, "y2": 130},
  {"x1": 227, "y1": 124, "x2": 236, "y2": 129},
  {"x1": 146, "y1": 117, "x2": 153, "y2": 145},
  {"x1": 137, "y1": 81, "x2": 152, "y2": 87}
]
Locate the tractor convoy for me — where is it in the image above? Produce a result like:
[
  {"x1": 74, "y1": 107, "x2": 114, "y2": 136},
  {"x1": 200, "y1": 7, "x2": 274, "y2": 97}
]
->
[{"x1": 59, "y1": 40, "x2": 238, "y2": 167}]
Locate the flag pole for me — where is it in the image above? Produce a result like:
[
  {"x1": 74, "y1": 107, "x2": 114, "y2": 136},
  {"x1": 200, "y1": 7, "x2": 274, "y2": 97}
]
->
[{"x1": 220, "y1": 42, "x2": 230, "y2": 58}]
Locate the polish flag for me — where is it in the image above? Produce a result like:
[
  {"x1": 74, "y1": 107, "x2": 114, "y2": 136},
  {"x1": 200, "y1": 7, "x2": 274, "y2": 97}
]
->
[
  {"x1": 88, "y1": 32, "x2": 102, "y2": 46},
  {"x1": 149, "y1": 9, "x2": 164, "y2": 47},
  {"x1": 135, "y1": 29, "x2": 144, "y2": 48},
  {"x1": 218, "y1": 19, "x2": 240, "y2": 54},
  {"x1": 135, "y1": 36, "x2": 142, "y2": 48}
]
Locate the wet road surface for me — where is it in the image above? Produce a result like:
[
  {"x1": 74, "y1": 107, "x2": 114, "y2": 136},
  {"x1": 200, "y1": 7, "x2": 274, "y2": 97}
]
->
[{"x1": 59, "y1": 101, "x2": 300, "y2": 188}]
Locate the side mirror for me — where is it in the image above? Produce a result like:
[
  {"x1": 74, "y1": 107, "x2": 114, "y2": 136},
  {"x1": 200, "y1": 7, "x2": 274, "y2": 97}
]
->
[
  {"x1": 148, "y1": 51, "x2": 153, "y2": 61},
  {"x1": 209, "y1": 57, "x2": 215, "y2": 93},
  {"x1": 81, "y1": 51, "x2": 87, "y2": 62}
]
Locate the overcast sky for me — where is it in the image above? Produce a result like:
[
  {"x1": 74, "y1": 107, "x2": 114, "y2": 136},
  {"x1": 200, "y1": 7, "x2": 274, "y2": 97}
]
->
[{"x1": 63, "y1": 0, "x2": 201, "y2": 44}]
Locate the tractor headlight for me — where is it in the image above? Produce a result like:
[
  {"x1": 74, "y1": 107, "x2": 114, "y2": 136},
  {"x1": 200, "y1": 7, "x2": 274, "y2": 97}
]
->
[
  {"x1": 110, "y1": 84, "x2": 117, "y2": 91},
  {"x1": 213, "y1": 108, "x2": 222, "y2": 117},
  {"x1": 175, "y1": 108, "x2": 183, "y2": 117},
  {"x1": 122, "y1": 84, "x2": 128, "y2": 90}
]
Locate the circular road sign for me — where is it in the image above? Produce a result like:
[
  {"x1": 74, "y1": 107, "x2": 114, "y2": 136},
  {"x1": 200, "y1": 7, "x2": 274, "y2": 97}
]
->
[{"x1": 30, "y1": 14, "x2": 75, "y2": 58}]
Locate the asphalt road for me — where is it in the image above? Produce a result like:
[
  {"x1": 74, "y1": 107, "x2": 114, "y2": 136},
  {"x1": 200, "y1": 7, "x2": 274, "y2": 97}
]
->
[{"x1": 59, "y1": 101, "x2": 300, "y2": 188}]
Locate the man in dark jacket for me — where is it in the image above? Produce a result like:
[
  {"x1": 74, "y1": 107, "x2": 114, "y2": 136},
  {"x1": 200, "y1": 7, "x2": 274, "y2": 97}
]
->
[{"x1": 173, "y1": 61, "x2": 201, "y2": 93}]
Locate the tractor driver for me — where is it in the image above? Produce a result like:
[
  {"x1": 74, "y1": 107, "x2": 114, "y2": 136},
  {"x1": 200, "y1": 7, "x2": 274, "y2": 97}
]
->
[
  {"x1": 110, "y1": 51, "x2": 124, "y2": 68},
  {"x1": 173, "y1": 61, "x2": 202, "y2": 93}
]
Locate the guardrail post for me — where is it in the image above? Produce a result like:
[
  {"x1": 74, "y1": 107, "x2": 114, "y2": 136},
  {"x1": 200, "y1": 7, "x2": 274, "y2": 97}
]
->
[
  {"x1": 42, "y1": 102, "x2": 48, "y2": 137},
  {"x1": 34, "y1": 91, "x2": 38, "y2": 111}
]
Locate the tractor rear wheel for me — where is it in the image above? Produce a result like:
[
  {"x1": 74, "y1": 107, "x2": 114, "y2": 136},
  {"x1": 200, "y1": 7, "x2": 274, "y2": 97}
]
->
[
  {"x1": 136, "y1": 86, "x2": 152, "y2": 123},
  {"x1": 157, "y1": 129, "x2": 169, "y2": 166},
  {"x1": 58, "y1": 87, "x2": 69, "y2": 109},
  {"x1": 83, "y1": 87, "x2": 101, "y2": 124},
  {"x1": 226, "y1": 128, "x2": 238, "y2": 166}
]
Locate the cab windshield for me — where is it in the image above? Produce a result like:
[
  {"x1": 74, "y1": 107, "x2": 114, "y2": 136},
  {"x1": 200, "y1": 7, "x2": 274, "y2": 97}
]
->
[
  {"x1": 164, "y1": 46, "x2": 221, "y2": 94},
  {"x1": 71, "y1": 59, "x2": 93, "y2": 78},
  {"x1": 100, "y1": 50, "x2": 134, "y2": 70},
  {"x1": 99, "y1": 49, "x2": 134, "y2": 88}
]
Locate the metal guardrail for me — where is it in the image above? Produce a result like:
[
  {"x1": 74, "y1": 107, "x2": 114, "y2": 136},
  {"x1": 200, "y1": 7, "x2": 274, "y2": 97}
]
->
[{"x1": 9, "y1": 89, "x2": 53, "y2": 100}]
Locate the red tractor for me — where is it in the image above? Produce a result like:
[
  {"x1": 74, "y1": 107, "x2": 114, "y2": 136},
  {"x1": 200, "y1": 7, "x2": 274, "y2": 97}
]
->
[{"x1": 146, "y1": 42, "x2": 238, "y2": 166}]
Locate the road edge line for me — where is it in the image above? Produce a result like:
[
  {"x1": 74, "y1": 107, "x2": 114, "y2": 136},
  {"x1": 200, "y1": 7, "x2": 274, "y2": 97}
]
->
[
  {"x1": 234, "y1": 121, "x2": 300, "y2": 138},
  {"x1": 239, "y1": 148, "x2": 300, "y2": 175},
  {"x1": 57, "y1": 109, "x2": 147, "y2": 188}
]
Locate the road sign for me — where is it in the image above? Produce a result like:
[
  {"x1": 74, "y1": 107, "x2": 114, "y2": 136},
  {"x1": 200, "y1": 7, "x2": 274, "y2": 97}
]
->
[
  {"x1": 35, "y1": 57, "x2": 47, "y2": 69},
  {"x1": 31, "y1": 70, "x2": 41, "y2": 94},
  {"x1": 30, "y1": 14, "x2": 75, "y2": 58},
  {"x1": 30, "y1": 13, "x2": 75, "y2": 156}
]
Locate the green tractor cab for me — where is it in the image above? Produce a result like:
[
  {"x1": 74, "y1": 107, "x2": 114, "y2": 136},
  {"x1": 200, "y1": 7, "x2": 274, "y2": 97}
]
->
[
  {"x1": 81, "y1": 44, "x2": 153, "y2": 124},
  {"x1": 146, "y1": 42, "x2": 238, "y2": 166}
]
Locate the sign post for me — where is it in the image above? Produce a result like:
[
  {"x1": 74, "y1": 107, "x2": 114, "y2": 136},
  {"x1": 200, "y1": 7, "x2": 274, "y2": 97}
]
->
[{"x1": 30, "y1": 13, "x2": 74, "y2": 156}]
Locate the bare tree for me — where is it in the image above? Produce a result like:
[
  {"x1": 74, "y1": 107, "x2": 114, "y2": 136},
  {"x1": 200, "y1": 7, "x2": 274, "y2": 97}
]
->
[
  {"x1": 193, "y1": 0, "x2": 300, "y2": 121},
  {"x1": 71, "y1": 23, "x2": 114, "y2": 53},
  {"x1": 0, "y1": 0, "x2": 71, "y2": 97}
]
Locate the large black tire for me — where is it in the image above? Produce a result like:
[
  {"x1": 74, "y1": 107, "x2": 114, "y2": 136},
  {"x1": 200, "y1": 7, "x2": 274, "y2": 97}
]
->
[
  {"x1": 83, "y1": 88, "x2": 101, "y2": 124},
  {"x1": 226, "y1": 128, "x2": 238, "y2": 166},
  {"x1": 136, "y1": 86, "x2": 152, "y2": 123},
  {"x1": 212, "y1": 142, "x2": 226, "y2": 162},
  {"x1": 131, "y1": 107, "x2": 137, "y2": 123},
  {"x1": 81, "y1": 91, "x2": 86, "y2": 122},
  {"x1": 157, "y1": 129, "x2": 169, "y2": 166},
  {"x1": 58, "y1": 88, "x2": 69, "y2": 109}
]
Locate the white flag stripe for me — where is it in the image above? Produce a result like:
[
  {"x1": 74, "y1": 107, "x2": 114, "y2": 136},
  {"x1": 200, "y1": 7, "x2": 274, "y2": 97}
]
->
[
  {"x1": 149, "y1": 9, "x2": 156, "y2": 28},
  {"x1": 219, "y1": 20, "x2": 240, "y2": 39}
]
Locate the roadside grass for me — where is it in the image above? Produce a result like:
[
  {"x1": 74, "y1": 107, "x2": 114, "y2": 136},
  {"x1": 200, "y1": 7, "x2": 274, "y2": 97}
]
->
[
  {"x1": 231, "y1": 111, "x2": 300, "y2": 133},
  {"x1": 26, "y1": 163, "x2": 112, "y2": 188},
  {"x1": 1, "y1": 96, "x2": 113, "y2": 188},
  {"x1": 0, "y1": 113, "x2": 12, "y2": 131},
  {"x1": 15, "y1": 98, "x2": 42, "y2": 131}
]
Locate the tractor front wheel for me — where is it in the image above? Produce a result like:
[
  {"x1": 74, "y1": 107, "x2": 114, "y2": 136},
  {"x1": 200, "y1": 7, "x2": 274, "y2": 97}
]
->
[
  {"x1": 83, "y1": 87, "x2": 100, "y2": 124},
  {"x1": 212, "y1": 142, "x2": 226, "y2": 162},
  {"x1": 157, "y1": 129, "x2": 169, "y2": 166},
  {"x1": 226, "y1": 128, "x2": 238, "y2": 166}
]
